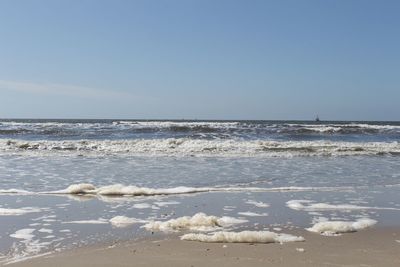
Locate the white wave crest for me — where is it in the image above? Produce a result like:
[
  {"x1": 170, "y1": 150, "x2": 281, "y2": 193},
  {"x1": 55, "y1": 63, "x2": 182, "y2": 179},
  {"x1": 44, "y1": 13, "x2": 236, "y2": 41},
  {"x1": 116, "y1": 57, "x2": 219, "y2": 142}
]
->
[
  {"x1": 181, "y1": 230, "x2": 305, "y2": 243},
  {"x1": 113, "y1": 121, "x2": 239, "y2": 128},
  {"x1": 1, "y1": 139, "x2": 399, "y2": 157}
]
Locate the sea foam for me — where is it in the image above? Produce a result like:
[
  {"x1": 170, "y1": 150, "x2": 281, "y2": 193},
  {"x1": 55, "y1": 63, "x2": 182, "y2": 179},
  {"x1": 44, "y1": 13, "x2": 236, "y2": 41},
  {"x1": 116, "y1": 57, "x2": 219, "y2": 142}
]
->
[
  {"x1": 181, "y1": 231, "x2": 305, "y2": 243},
  {"x1": 63, "y1": 219, "x2": 109, "y2": 224},
  {"x1": 10, "y1": 229, "x2": 36, "y2": 240},
  {"x1": 143, "y1": 212, "x2": 247, "y2": 232},
  {"x1": 0, "y1": 207, "x2": 42, "y2": 216},
  {"x1": 40, "y1": 183, "x2": 355, "y2": 198},
  {"x1": 286, "y1": 200, "x2": 400, "y2": 211},
  {"x1": 49, "y1": 183, "x2": 96, "y2": 194},
  {"x1": 109, "y1": 216, "x2": 146, "y2": 228},
  {"x1": 307, "y1": 218, "x2": 377, "y2": 236},
  {"x1": 245, "y1": 200, "x2": 270, "y2": 208}
]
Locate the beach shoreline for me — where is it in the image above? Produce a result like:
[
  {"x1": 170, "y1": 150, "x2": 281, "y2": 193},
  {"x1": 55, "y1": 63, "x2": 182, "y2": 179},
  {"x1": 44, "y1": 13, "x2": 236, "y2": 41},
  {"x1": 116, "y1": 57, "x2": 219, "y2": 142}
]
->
[{"x1": 8, "y1": 226, "x2": 400, "y2": 267}]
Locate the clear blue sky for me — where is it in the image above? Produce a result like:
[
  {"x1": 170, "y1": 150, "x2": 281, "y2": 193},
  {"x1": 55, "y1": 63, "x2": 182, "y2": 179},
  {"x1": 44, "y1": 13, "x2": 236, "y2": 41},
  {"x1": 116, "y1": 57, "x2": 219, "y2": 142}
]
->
[{"x1": 0, "y1": 0, "x2": 399, "y2": 120}]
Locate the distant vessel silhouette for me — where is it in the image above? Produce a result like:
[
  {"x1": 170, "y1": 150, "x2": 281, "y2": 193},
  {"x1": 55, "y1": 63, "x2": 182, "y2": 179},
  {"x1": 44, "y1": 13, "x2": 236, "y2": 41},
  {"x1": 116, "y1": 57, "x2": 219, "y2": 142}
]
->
[{"x1": 315, "y1": 115, "x2": 320, "y2": 122}]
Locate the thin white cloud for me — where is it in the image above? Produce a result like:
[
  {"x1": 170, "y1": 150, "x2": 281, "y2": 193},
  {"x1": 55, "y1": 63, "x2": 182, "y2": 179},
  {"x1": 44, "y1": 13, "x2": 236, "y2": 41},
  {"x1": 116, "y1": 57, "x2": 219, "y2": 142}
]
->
[{"x1": 0, "y1": 80, "x2": 135, "y2": 99}]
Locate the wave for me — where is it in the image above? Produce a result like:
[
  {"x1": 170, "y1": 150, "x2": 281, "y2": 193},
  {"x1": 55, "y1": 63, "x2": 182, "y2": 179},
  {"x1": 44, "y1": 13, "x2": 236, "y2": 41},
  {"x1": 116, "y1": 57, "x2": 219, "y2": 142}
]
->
[
  {"x1": 1, "y1": 139, "x2": 399, "y2": 157},
  {"x1": 0, "y1": 183, "x2": 365, "y2": 197},
  {"x1": 1, "y1": 120, "x2": 400, "y2": 138},
  {"x1": 112, "y1": 121, "x2": 239, "y2": 128},
  {"x1": 0, "y1": 129, "x2": 31, "y2": 135}
]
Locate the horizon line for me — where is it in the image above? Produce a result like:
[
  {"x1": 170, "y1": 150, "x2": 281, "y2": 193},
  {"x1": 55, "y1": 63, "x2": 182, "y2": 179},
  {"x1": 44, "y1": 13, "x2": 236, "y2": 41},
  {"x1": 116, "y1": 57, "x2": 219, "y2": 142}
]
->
[{"x1": 0, "y1": 117, "x2": 399, "y2": 123}]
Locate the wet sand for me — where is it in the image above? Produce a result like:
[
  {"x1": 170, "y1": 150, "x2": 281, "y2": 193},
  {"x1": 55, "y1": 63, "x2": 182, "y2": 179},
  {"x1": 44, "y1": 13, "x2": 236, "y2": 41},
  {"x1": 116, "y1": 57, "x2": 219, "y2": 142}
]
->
[{"x1": 9, "y1": 227, "x2": 400, "y2": 267}]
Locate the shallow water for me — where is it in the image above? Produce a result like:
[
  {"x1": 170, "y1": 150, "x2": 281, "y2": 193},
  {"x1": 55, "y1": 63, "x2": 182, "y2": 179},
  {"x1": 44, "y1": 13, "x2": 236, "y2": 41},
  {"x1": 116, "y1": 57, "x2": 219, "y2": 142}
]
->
[{"x1": 1, "y1": 120, "x2": 399, "y2": 264}]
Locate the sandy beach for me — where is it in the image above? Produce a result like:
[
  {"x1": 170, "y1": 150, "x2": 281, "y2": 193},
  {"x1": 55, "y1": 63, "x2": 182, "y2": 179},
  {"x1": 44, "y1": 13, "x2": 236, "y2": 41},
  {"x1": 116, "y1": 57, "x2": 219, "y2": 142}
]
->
[{"x1": 9, "y1": 227, "x2": 400, "y2": 267}]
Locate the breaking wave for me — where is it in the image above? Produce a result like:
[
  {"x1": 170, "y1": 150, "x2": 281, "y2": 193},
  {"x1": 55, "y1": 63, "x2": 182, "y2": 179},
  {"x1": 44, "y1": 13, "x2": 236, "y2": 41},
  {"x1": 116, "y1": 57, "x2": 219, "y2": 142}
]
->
[
  {"x1": 1, "y1": 120, "x2": 400, "y2": 139},
  {"x1": 1, "y1": 139, "x2": 399, "y2": 157}
]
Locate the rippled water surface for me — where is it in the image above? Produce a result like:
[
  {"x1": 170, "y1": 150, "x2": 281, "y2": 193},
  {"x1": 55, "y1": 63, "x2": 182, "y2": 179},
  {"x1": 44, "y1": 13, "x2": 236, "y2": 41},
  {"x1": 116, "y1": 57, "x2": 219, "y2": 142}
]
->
[{"x1": 0, "y1": 120, "x2": 399, "y2": 264}]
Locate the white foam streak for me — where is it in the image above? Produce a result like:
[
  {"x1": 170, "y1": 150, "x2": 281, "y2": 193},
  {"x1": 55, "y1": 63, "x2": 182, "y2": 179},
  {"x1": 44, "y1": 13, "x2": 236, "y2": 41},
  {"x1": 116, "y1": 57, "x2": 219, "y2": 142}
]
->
[
  {"x1": 245, "y1": 200, "x2": 270, "y2": 208},
  {"x1": 0, "y1": 207, "x2": 42, "y2": 216},
  {"x1": 0, "y1": 189, "x2": 31, "y2": 194},
  {"x1": 154, "y1": 201, "x2": 180, "y2": 207},
  {"x1": 0, "y1": 183, "x2": 371, "y2": 198},
  {"x1": 63, "y1": 219, "x2": 108, "y2": 224},
  {"x1": 238, "y1": 211, "x2": 268, "y2": 217},
  {"x1": 109, "y1": 216, "x2": 146, "y2": 227},
  {"x1": 181, "y1": 231, "x2": 305, "y2": 243},
  {"x1": 286, "y1": 200, "x2": 400, "y2": 211}
]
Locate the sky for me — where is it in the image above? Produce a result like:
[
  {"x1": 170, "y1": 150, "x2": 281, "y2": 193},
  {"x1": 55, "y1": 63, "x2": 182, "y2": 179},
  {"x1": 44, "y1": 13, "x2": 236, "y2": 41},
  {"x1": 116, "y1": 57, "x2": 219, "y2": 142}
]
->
[{"x1": 0, "y1": 0, "x2": 399, "y2": 121}]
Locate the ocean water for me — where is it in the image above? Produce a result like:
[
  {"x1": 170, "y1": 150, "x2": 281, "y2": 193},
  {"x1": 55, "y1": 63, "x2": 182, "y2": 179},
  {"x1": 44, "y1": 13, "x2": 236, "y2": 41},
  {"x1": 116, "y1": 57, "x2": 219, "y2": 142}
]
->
[{"x1": 0, "y1": 120, "x2": 400, "y2": 263}]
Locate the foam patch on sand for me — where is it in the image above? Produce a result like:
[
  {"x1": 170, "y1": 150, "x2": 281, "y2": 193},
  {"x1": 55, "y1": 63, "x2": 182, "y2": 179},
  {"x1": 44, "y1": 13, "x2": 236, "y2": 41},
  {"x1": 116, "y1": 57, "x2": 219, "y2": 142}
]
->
[
  {"x1": 0, "y1": 207, "x2": 42, "y2": 216},
  {"x1": 109, "y1": 216, "x2": 147, "y2": 228},
  {"x1": 306, "y1": 218, "x2": 377, "y2": 236},
  {"x1": 143, "y1": 212, "x2": 247, "y2": 232},
  {"x1": 286, "y1": 200, "x2": 400, "y2": 211},
  {"x1": 181, "y1": 230, "x2": 305, "y2": 243}
]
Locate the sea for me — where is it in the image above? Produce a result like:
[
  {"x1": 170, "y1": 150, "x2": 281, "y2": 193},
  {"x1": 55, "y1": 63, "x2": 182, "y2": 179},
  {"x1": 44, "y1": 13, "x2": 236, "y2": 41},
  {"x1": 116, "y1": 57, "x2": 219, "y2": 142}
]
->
[{"x1": 0, "y1": 119, "x2": 400, "y2": 263}]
